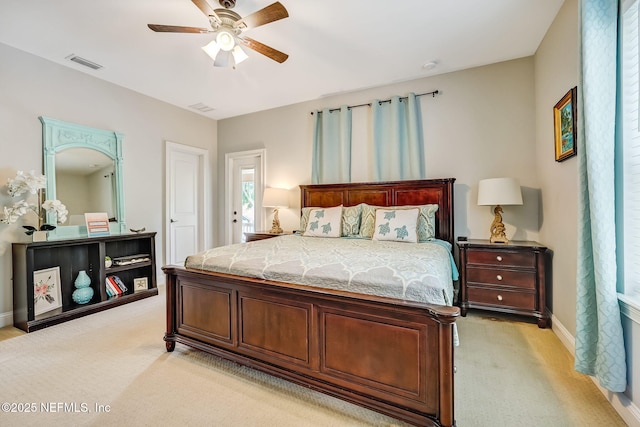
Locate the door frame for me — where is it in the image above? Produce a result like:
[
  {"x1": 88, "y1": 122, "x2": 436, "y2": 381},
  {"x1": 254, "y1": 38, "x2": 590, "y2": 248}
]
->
[
  {"x1": 165, "y1": 141, "x2": 210, "y2": 265},
  {"x1": 224, "y1": 148, "x2": 266, "y2": 245}
]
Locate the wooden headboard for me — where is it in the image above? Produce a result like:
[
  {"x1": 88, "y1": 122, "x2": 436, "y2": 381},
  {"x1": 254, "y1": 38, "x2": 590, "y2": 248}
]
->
[{"x1": 299, "y1": 178, "x2": 455, "y2": 245}]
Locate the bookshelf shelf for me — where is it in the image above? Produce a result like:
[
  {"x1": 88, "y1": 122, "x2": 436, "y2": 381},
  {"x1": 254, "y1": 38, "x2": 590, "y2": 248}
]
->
[{"x1": 12, "y1": 232, "x2": 157, "y2": 332}]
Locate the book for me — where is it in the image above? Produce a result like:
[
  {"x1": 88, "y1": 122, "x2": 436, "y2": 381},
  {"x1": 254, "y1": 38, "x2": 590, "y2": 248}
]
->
[
  {"x1": 112, "y1": 275, "x2": 128, "y2": 293},
  {"x1": 106, "y1": 276, "x2": 122, "y2": 296},
  {"x1": 105, "y1": 278, "x2": 117, "y2": 297}
]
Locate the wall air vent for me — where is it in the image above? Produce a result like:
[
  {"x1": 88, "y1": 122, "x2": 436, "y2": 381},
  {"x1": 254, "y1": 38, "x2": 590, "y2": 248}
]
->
[
  {"x1": 188, "y1": 103, "x2": 215, "y2": 113},
  {"x1": 65, "y1": 54, "x2": 103, "y2": 70}
]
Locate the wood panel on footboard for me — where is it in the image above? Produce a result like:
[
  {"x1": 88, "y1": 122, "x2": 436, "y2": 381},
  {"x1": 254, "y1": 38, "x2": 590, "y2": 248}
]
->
[{"x1": 163, "y1": 266, "x2": 459, "y2": 427}]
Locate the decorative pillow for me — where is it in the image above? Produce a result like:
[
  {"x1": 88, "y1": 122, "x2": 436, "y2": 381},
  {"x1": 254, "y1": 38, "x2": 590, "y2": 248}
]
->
[
  {"x1": 372, "y1": 208, "x2": 419, "y2": 243},
  {"x1": 359, "y1": 203, "x2": 438, "y2": 241},
  {"x1": 341, "y1": 204, "x2": 363, "y2": 237},
  {"x1": 303, "y1": 206, "x2": 342, "y2": 238},
  {"x1": 300, "y1": 204, "x2": 363, "y2": 237},
  {"x1": 299, "y1": 207, "x2": 314, "y2": 233}
]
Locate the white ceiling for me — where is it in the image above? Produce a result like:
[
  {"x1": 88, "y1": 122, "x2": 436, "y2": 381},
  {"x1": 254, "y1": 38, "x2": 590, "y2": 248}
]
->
[{"x1": 0, "y1": 0, "x2": 564, "y2": 120}]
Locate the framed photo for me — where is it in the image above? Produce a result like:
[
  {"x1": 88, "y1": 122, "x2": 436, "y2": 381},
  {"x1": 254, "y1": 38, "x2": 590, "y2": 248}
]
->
[
  {"x1": 33, "y1": 266, "x2": 63, "y2": 316},
  {"x1": 85, "y1": 212, "x2": 111, "y2": 237},
  {"x1": 133, "y1": 277, "x2": 148, "y2": 292},
  {"x1": 553, "y1": 86, "x2": 578, "y2": 162}
]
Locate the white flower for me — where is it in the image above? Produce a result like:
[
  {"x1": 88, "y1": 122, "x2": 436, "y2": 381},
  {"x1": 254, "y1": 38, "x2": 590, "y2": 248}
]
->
[
  {"x1": 1, "y1": 200, "x2": 34, "y2": 224},
  {"x1": 1, "y1": 171, "x2": 68, "y2": 228},
  {"x1": 42, "y1": 199, "x2": 68, "y2": 225},
  {"x1": 7, "y1": 170, "x2": 46, "y2": 197}
]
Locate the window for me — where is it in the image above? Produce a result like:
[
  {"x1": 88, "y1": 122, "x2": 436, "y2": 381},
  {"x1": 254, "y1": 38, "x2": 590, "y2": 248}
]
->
[{"x1": 621, "y1": 0, "x2": 640, "y2": 304}]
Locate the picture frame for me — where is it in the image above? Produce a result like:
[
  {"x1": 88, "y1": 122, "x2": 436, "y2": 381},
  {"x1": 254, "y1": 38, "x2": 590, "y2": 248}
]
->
[
  {"x1": 133, "y1": 277, "x2": 148, "y2": 292},
  {"x1": 85, "y1": 212, "x2": 111, "y2": 237},
  {"x1": 553, "y1": 86, "x2": 578, "y2": 162},
  {"x1": 33, "y1": 266, "x2": 63, "y2": 316}
]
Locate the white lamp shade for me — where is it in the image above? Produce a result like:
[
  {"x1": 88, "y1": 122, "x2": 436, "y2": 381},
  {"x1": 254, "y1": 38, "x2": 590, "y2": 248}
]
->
[
  {"x1": 263, "y1": 188, "x2": 289, "y2": 208},
  {"x1": 477, "y1": 178, "x2": 523, "y2": 206},
  {"x1": 232, "y1": 45, "x2": 249, "y2": 64},
  {"x1": 202, "y1": 40, "x2": 221, "y2": 60}
]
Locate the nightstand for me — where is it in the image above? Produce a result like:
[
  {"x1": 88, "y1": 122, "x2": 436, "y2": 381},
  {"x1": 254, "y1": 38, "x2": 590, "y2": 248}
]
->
[
  {"x1": 244, "y1": 231, "x2": 290, "y2": 242},
  {"x1": 457, "y1": 239, "x2": 551, "y2": 328}
]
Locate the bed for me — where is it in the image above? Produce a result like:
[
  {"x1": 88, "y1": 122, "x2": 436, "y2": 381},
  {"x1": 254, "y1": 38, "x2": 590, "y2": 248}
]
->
[{"x1": 163, "y1": 178, "x2": 459, "y2": 427}]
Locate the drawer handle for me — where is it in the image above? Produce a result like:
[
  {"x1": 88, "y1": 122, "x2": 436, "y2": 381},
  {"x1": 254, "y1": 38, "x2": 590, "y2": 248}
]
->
[
  {"x1": 496, "y1": 274, "x2": 503, "y2": 281},
  {"x1": 497, "y1": 295, "x2": 503, "y2": 301},
  {"x1": 496, "y1": 256, "x2": 503, "y2": 262}
]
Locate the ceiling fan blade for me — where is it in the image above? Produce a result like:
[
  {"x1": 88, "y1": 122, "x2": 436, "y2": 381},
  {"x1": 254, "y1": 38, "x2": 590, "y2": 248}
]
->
[
  {"x1": 238, "y1": 36, "x2": 288, "y2": 63},
  {"x1": 235, "y1": 2, "x2": 288, "y2": 30},
  {"x1": 147, "y1": 24, "x2": 210, "y2": 33},
  {"x1": 191, "y1": 0, "x2": 216, "y2": 17}
]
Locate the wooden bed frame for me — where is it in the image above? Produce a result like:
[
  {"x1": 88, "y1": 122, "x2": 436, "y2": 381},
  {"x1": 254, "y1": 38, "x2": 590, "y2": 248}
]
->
[{"x1": 163, "y1": 178, "x2": 459, "y2": 427}]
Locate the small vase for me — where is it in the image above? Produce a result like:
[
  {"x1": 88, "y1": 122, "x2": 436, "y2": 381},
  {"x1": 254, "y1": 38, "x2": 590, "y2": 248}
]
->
[
  {"x1": 32, "y1": 230, "x2": 48, "y2": 242},
  {"x1": 72, "y1": 270, "x2": 94, "y2": 304}
]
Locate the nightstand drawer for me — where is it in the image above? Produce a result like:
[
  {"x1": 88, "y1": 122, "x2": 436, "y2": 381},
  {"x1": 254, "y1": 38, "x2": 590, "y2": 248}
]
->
[
  {"x1": 467, "y1": 249, "x2": 535, "y2": 268},
  {"x1": 467, "y1": 267, "x2": 536, "y2": 289},
  {"x1": 467, "y1": 286, "x2": 536, "y2": 311}
]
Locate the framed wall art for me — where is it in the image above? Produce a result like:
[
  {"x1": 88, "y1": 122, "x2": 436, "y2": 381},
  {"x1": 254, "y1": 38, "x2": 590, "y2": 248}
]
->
[
  {"x1": 553, "y1": 86, "x2": 578, "y2": 162},
  {"x1": 33, "y1": 266, "x2": 62, "y2": 316},
  {"x1": 133, "y1": 277, "x2": 148, "y2": 292}
]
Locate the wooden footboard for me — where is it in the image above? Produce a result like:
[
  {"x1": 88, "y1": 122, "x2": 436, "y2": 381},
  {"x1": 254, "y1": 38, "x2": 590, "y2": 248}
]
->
[{"x1": 163, "y1": 266, "x2": 458, "y2": 427}]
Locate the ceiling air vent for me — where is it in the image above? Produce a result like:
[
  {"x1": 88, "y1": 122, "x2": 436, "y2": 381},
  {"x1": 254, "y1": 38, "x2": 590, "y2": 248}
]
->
[
  {"x1": 65, "y1": 54, "x2": 103, "y2": 70},
  {"x1": 189, "y1": 103, "x2": 215, "y2": 113}
]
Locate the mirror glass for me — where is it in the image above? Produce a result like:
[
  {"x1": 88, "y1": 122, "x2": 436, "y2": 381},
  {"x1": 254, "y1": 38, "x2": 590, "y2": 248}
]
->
[{"x1": 55, "y1": 148, "x2": 117, "y2": 225}]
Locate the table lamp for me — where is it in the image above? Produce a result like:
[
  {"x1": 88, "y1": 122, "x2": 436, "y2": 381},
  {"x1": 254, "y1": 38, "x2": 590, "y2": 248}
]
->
[
  {"x1": 262, "y1": 187, "x2": 289, "y2": 234},
  {"x1": 477, "y1": 177, "x2": 523, "y2": 243}
]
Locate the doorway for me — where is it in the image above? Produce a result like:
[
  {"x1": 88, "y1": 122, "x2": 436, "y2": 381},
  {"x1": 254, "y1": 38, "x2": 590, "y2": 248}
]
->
[{"x1": 225, "y1": 149, "x2": 265, "y2": 244}]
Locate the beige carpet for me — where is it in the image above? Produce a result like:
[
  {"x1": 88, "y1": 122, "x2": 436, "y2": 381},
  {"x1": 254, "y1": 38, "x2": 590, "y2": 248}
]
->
[{"x1": 0, "y1": 286, "x2": 625, "y2": 426}]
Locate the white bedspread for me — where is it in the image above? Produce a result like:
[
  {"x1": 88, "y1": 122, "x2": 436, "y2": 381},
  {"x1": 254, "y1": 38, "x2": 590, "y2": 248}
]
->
[{"x1": 185, "y1": 235, "x2": 455, "y2": 307}]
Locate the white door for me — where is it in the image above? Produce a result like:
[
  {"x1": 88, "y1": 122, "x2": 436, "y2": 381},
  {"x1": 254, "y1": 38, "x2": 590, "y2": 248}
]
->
[
  {"x1": 166, "y1": 142, "x2": 209, "y2": 265},
  {"x1": 225, "y1": 149, "x2": 265, "y2": 244}
]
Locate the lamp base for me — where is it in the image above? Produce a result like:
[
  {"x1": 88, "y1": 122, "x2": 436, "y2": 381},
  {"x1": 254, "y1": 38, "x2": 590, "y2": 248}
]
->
[
  {"x1": 268, "y1": 208, "x2": 283, "y2": 234},
  {"x1": 489, "y1": 205, "x2": 509, "y2": 244}
]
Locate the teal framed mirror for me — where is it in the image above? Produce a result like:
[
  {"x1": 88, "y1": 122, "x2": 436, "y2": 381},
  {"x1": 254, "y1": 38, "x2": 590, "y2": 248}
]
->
[{"x1": 40, "y1": 116, "x2": 126, "y2": 237}]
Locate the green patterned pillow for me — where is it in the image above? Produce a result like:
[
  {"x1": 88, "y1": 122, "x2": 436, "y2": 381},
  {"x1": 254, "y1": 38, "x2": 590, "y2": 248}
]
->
[
  {"x1": 341, "y1": 204, "x2": 362, "y2": 236},
  {"x1": 359, "y1": 203, "x2": 438, "y2": 241},
  {"x1": 372, "y1": 208, "x2": 419, "y2": 243},
  {"x1": 303, "y1": 206, "x2": 342, "y2": 237},
  {"x1": 300, "y1": 204, "x2": 363, "y2": 237}
]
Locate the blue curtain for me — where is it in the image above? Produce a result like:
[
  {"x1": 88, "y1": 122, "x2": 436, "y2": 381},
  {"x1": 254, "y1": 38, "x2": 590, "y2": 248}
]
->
[
  {"x1": 575, "y1": 0, "x2": 627, "y2": 393},
  {"x1": 311, "y1": 106, "x2": 352, "y2": 184},
  {"x1": 372, "y1": 93, "x2": 425, "y2": 181}
]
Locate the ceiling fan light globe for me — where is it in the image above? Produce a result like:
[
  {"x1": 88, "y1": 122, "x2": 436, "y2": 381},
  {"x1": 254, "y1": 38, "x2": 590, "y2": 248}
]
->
[
  {"x1": 216, "y1": 31, "x2": 235, "y2": 51},
  {"x1": 232, "y1": 45, "x2": 249, "y2": 64},
  {"x1": 214, "y1": 50, "x2": 231, "y2": 67},
  {"x1": 202, "y1": 40, "x2": 221, "y2": 60}
]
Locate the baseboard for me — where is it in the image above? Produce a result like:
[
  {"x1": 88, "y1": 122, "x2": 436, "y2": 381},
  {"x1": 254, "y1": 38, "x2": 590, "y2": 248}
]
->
[
  {"x1": 0, "y1": 310, "x2": 13, "y2": 328},
  {"x1": 551, "y1": 313, "x2": 575, "y2": 356},
  {"x1": 551, "y1": 313, "x2": 640, "y2": 427}
]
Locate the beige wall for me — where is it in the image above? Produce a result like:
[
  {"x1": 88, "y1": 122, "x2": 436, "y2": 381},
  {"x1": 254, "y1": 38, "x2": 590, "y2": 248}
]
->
[
  {"x1": 218, "y1": 57, "x2": 540, "y2": 246},
  {"x1": 0, "y1": 42, "x2": 218, "y2": 325},
  {"x1": 535, "y1": 0, "x2": 579, "y2": 336}
]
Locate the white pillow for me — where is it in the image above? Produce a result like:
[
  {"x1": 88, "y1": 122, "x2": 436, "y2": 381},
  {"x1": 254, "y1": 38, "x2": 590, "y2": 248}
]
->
[
  {"x1": 303, "y1": 206, "x2": 342, "y2": 238},
  {"x1": 372, "y1": 208, "x2": 419, "y2": 243}
]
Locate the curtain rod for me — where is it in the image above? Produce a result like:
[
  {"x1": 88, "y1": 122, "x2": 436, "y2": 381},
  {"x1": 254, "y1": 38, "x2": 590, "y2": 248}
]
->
[{"x1": 310, "y1": 90, "x2": 439, "y2": 115}]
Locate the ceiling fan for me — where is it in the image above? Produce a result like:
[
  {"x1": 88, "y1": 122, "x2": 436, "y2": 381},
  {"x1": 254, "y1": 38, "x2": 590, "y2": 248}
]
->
[{"x1": 148, "y1": 0, "x2": 289, "y2": 67}]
